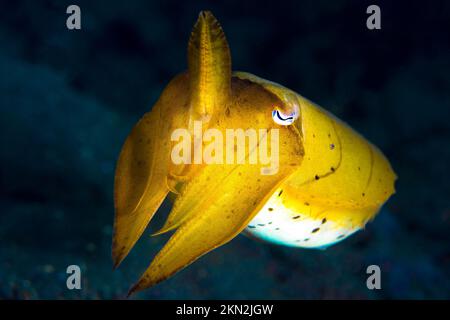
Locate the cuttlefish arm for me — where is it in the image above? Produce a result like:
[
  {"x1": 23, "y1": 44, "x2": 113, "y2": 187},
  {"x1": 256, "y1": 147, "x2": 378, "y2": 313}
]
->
[
  {"x1": 113, "y1": 11, "x2": 231, "y2": 267},
  {"x1": 188, "y1": 10, "x2": 231, "y2": 121},
  {"x1": 129, "y1": 158, "x2": 296, "y2": 294},
  {"x1": 113, "y1": 73, "x2": 191, "y2": 267},
  {"x1": 129, "y1": 71, "x2": 304, "y2": 293}
]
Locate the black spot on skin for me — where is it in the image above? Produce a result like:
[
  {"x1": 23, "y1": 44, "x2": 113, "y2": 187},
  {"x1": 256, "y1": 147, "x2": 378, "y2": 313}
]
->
[
  {"x1": 248, "y1": 225, "x2": 256, "y2": 229},
  {"x1": 292, "y1": 215, "x2": 300, "y2": 219},
  {"x1": 313, "y1": 134, "x2": 316, "y2": 138},
  {"x1": 358, "y1": 167, "x2": 361, "y2": 171},
  {"x1": 304, "y1": 238, "x2": 310, "y2": 242},
  {"x1": 362, "y1": 193, "x2": 365, "y2": 197},
  {"x1": 278, "y1": 190, "x2": 283, "y2": 197},
  {"x1": 304, "y1": 202, "x2": 310, "y2": 206},
  {"x1": 315, "y1": 175, "x2": 320, "y2": 180},
  {"x1": 328, "y1": 133, "x2": 331, "y2": 138},
  {"x1": 321, "y1": 218, "x2": 327, "y2": 224},
  {"x1": 312, "y1": 228, "x2": 320, "y2": 233},
  {"x1": 268, "y1": 208, "x2": 273, "y2": 212},
  {"x1": 268, "y1": 222, "x2": 273, "y2": 224},
  {"x1": 330, "y1": 143, "x2": 335, "y2": 150},
  {"x1": 330, "y1": 167, "x2": 335, "y2": 172},
  {"x1": 337, "y1": 234, "x2": 345, "y2": 239}
]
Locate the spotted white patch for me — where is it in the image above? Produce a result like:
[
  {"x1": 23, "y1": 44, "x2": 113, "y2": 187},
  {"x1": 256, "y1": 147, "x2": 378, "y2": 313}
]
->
[{"x1": 245, "y1": 188, "x2": 361, "y2": 249}]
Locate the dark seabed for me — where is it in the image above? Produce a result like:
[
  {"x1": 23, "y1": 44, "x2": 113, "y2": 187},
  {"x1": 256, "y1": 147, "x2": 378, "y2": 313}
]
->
[{"x1": 0, "y1": 0, "x2": 449, "y2": 299}]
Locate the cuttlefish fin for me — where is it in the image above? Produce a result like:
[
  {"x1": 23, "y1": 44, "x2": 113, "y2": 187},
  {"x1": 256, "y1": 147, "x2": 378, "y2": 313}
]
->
[
  {"x1": 113, "y1": 74, "x2": 191, "y2": 268},
  {"x1": 188, "y1": 10, "x2": 231, "y2": 121},
  {"x1": 129, "y1": 164, "x2": 293, "y2": 294}
]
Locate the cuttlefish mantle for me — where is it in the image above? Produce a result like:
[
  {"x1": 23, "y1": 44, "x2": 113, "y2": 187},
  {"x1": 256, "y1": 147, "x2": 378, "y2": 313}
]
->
[{"x1": 113, "y1": 11, "x2": 396, "y2": 295}]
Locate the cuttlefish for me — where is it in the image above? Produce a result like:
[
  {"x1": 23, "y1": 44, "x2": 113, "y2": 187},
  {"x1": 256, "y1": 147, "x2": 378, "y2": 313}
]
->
[{"x1": 113, "y1": 11, "x2": 396, "y2": 295}]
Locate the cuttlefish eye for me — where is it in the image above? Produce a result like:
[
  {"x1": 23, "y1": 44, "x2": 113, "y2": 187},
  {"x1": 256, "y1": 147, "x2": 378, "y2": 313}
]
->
[{"x1": 272, "y1": 108, "x2": 298, "y2": 125}]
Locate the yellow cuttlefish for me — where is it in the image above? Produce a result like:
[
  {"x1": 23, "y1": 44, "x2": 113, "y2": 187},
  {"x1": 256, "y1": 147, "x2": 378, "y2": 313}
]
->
[{"x1": 113, "y1": 11, "x2": 396, "y2": 295}]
